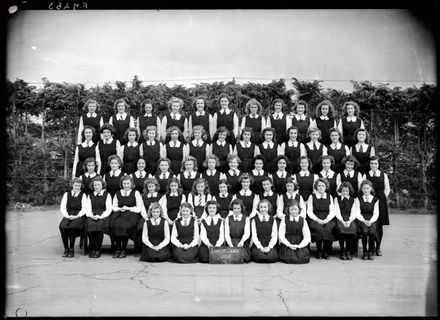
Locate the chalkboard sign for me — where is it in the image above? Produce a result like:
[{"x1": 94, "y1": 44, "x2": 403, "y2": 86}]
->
[{"x1": 209, "y1": 246, "x2": 244, "y2": 264}]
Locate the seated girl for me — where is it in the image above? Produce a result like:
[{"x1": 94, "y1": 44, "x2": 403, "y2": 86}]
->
[{"x1": 198, "y1": 200, "x2": 225, "y2": 263}]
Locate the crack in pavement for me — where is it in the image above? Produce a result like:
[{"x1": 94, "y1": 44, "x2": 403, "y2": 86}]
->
[
  {"x1": 7, "y1": 285, "x2": 41, "y2": 296},
  {"x1": 277, "y1": 289, "x2": 291, "y2": 316}
]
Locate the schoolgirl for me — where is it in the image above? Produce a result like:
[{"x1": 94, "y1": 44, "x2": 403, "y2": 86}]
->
[
  {"x1": 293, "y1": 156, "x2": 319, "y2": 202},
  {"x1": 140, "y1": 178, "x2": 163, "y2": 217},
  {"x1": 130, "y1": 157, "x2": 148, "y2": 194},
  {"x1": 85, "y1": 176, "x2": 112, "y2": 258},
  {"x1": 77, "y1": 99, "x2": 104, "y2": 144},
  {"x1": 97, "y1": 124, "x2": 121, "y2": 176},
  {"x1": 79, "y1": 157, "x2": 99, "y2": 196},
  {"x1": 278, "y1": 126, "x2": 306, "y2": 174},
  {"x1": 365, "y1": 156, "x2": 390, "y2": 256},
  {"x1": 250, "y1": 199, "x2": 279, "y2": 263},
  {"x1": 336, "y1": 155, "x2": 363, "y2": 196},
  {"x1": 306, "y1": 178, "x2": 337, "y2": 259},
  {"x1": 224, "y1": 199, "x2": 251, "y2": 263},
  {"x1": 117, "y1": 127, "x2": 141, "y2": 175},
  {"x1": 272, "y1": 155, "x2": 292, "y2": 195},
  {"x1": 326, "y1": 127, "x2": 350, "y2": 173},
  {"x1": 276, "y1": 177, "x2": 306, "y2": 219},
  {"x1": 188, "y1": 96, "x2": 215, "y2": 143},
  {"x1": 139, "y1": 202, "x2": 172, "y2": 262},
  {"x1": 109, "y1": 98, "x2": 135, "y2": 145},
  {"x1": 177, "y1": 156, "x2": 200, "y2": 197},
  {"x1": 187, "y1": 178, "x2": 213, "y2": 221},
  {"x1": 103, "y1": 155, "x2": 126, "y2": 199},
  {"x1": 200, "y1": 154, "x2": 222, "y2": 196},
  {"x1": 136, "y1": 99, "x2": 161, "y2": 144},
  {"x1": 222, "y1": 154, "x2": 243, "y2": 195},
  {"x1": 311, "y1": 100, "x2": 338, "y2": 146},
  {"x1": 259, "y1": 127, "x2": 280, "y2": 174},
  {"x1": 357, "y1": 179, "x2": 379, "y2": 260},
  {"x1": 266, "y1": 98, "x2": 290, "y2": 145},
  {"x1": 240, "y1": 98, "x2": 266, "y2": 145},
  {"x1": 234, "y1": 127, "x2": 260, "y2": 173},
  {"x1": 318, "y1": 155, "x2": 337, "y2": 198},
  {"x1": 154, "y1": 157, "x2": 176, "y2": 194},
  {"x1": 259, "y1": 176, "x2": 283, "y2": 219},
  {"x1": 334, "y1": 181, "x2": 358, "y2": 260},
  {"x1": 161, "y1": 97, "x2": 189, "y2": 143},
  {"x1": 213, "y1": 179, "x2": 236, "y2": 218},
  {"x1": 278, "y1": 199, "x2": 311, "y2": 264},
  {"x1": 212, "y1": 93, "x2": 239, "y2": 146},
  {"x1": 290, "y1": 100, "x2": 311, "y2": 144},
  {"x1": 304, "y1": 127, "x2": 328, "y2": 174},
  {"x1": 158, "y1": 177, "x2": 186, "y2": 225},
  {"x1": 249, "y1": 155, "x2": 270, "y2": 195},
  {"x1": 351, "y1": 128, "x2": 375, "y2": 175},
  {"x1": 338, "y1": 101, "x2": 365, "y2": 148},
  {"x1": 164, "y1": 126, "x2": 189, "y2": 176},
  {"x1": 139, "y1": 125, "x2": 165, "y2": 176},
  {"x1": 72, "y1": 125, "x2": 101, "y2": 178},
  {"x1": 185, "y1": 125, "x2": 210, "y2": 173},
  {"x1": 199, "y1": 200, "x2": 225, "y2": 263},
  {"x1": 59, "y1": 177, "x2": 87, "y2": 258},
  {"x1": 235, "y1": 173, "x2": 259, "y2": 218},
  {"x1": 211, "y1": 126, "x2": 234, "y2": 173},
  {"x1": 170, "y1": 202, "x2": 200, "y2": 263},
  {"x1": 110, "y1": 175, "x2": 143, "y2": 258}
]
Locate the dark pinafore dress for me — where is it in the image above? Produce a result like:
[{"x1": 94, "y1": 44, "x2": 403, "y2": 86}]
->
[
  {"x1": 132, "y1": 172, "x2": 148, "y2": 194},
  {"x1": 75, "y1": 143, "x2": 97, "y2": 177},
  {"x1": 201, "y1": 170, "x2": 221, "y2": 195},
  {"x1": 235, "y1": 192, "x2": 256, "y2": 217},
  {"x1": 166, "y1": 194, "x2": 183, "y2": 222},
  {"x1": 81, "y1": 113, "x2": 102, "y2": 143},
  {"x1": 282, "y1": 193, "x2": 302, "y2": 215},
  {"x1": 319, "y1": 172, "x2": 337, "y2": 199},
  {"x1": 211, "y1": 142, "x2": 230, "y2": 173},
  {"x1": 109, "y1": 190, "x2": 139, "y2": 240},
  {"x1": 216, "y1": 194, "x2": 234, "y2": 218},
  {"x1": 351, "y1": 145, "x2": 372, "y2": 175},
  {"x1": 191, "y1": 112, "x2": 211, "y2": 143},
  {"x1": 141, "y1": 141, "x2": 161, "y2": 176},
  {"x1": 228, "y1": 216, "x2": 251, "y2": 262},
  {"x1": 140, "y1": 193, "x2": 163, "y2": 233},
  {"x1": 366, "y1": 172, "x2": 389, "y2": 226},
  {"x1": 259, "y1": 192, "x2": 279, "y2": 218},
  {"x1": 104, "y1": 171, "x2": 124, "y2": 199},
  {"x1": 225, "y1": 171, "x2": 243, "y2": 195},
  {"x1": 80, "y1": 173, "x2": 99, "y2": 196},
  {"x1": 295, "y1": 173, "x2": 315, "y2": 203},
  {"x1": 155, "y1": 173, "x2": 174, "y2": 195},
  {"x1": 307, "y1": 193, "x2": 337, "y2": 242},
  {"x1": 192, "y1": 194, "x2": 207, "y2": 219},
  {"x1": 249, "y1": 171, "x2": 269, "y2": 195},
  {"x1": 315, "y1": 117, "x2": 335, "y2": 146},
  {"x1": 122, "y1": 144, "x2": 140, "y2": 175},
  {"x1": 270, "y1": 114, "x2": 287, "y2": 145},
  {"x1": 138, "y1": 115, "x2": 159, "y2": 144},
  {"x1": 291, "y1": 116, "x2": 311, "y2": 144},
  {"x1": 98, "y1": 139, "x2": 118, "y2": 176},
  {"x1": 341, "y1": 117, "x2": 362, "y2": 148},
  {"x1": 216, "y1": 111, "x2": 236, "y2": 146},
  {"x1": 140, "y1": 218, "x2": 172, "y2": 262},
  {"x1": 166, "y1": 142, "x2": 184, "y2": 176},
  {"x1": 172, "y1": 218, "x2": 199, "y2": 263},
  {"x1": 180, "y1": 172, "x2": 198, "y2": 197},
  {"x1": 259, "y1": 143, "x2": 278, "y2": 173},
  {"x1": 165, "y1": 114, "x2": 186, "y2": 144},
  {"x1": 59, "y1": 191, "x2": 86, "y2": 236},
  {"x1": 305, "y1": 142, "x2": 324, "y2": 174},
  {"x1": 278, "y1": 216, "x2": 311, "y2": 264},
  {"x1": 273, "y1": 172, "x2": 289, "y2": 195},
  {"x1": 188, "y1": 142, "x2": 207, "y2": 173},
  {"x1": 340, "y1": 171, "x2": 360, "y2": 197},
  {"x1": 327, "y1": 144, "x2": 347, "y2": 174},
  {"x1": 335, "y1": 196, "x2": 357, "y2": 235},
  {"x1": 199, "y1": 217, "x2": 223, "y2": 263},
  {"x1": 357, "y1": 197, "x2": 379, "y2": 239},
  {"x1": 245, "y1": 115, "x2": 263, "y2": 145},
  {"x1": 237, "y1": 143, "x2": 256, "y2": 173},
  {"x1": 251, "y1": 216, "x2": 278, "y2": 263},
  {"x1": 111, "y1": 114, "x2": 130, "y2": 145},
  {"x1": 87, "y1": 191, "x2": 110, "y2": 234},
  {"x1": 284, "y1": 142, "x2": 302, "y2": 174}
]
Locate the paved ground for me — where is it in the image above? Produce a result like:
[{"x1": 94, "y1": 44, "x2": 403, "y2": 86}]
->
[{"x1": 4, "y1": 209, "x2": 437, "y2": 316}]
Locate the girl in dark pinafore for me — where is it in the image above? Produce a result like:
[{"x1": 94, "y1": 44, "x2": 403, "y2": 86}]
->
[
  {"x1": 136, "y1": 99, "x2": 161, "y2": 144},
  {"x1": 279, "y1": 126, "x2": 306, "y2": 175},
  {"x1": 140, "y1": 125, "x2": 164, "y2": 176},
  {"x1": 97, "y1": 124, "x2": 120, "y2": 176},
  {"x1": 327, "y1": 127, "x2": 350, "y2": 174},
  {"x1": 240, "y1": 98, "x2": 266, "y2": 145},
  {"x1": 235, "y1": 173, "x2": 260, "y2": 218},
  {"x1": 201, "y1": 155, "x2": 222, "y2": 196},
  {"x1": 164, "y1": 126, "x2": 188, "y2": 176},
  {"x1": 161, "y1": 97, "x2": 189, "y2": 144},
  {"x1": 214, "y1": 179, "x2": 235, "y2": 218},
  {"x1": 235, "y1": 127, "x2": 260, "y2": 173},
  {"x1": 103, "y1": 155, "x2": 126, "y2": 199},
  {"x1": 276, "y1": 177, "x2": 307, "y2": 220},
  {"x1": 224, "y1": 199, "x2": 251, "y2": 262},
  {"x1": 251, "y1": 199, "x2": 278, "y2": 263},
  {"x1": 351, "y1": 128, "x2": 375, "y2": 176},
  {"x1": 272, "y1": 155, "x2": 292, "y2": 195},
  {"x1": 130, "y1": 157, "x2": 148, "y2": 194},
  {"x1": 178, "y1": 156, "x2": 200, "y2": 197},
  {"x1": 141, "y1": 178, "x2": 163, "y2": 216},
  {"x1": 159, "y1": 177, "x2": 186, "y2": 226},
  {"x1": 213, "y1": 93, "x2": 239, "y2": 146},
  {"x1": 79, "y1": 157, "x2": 100, "y2": 196},
  {"x1": 72, "y1": 126, "x2": 101, "y2": 178},
  {"x1": 188, "y1": 96, "x2": 214, "y2": 143},
  {"x1": 258, "y1": 127, "x2": 279, "y2": 174},
  {"x1": 118, "y1": 127, "x2": 141, "y2": 175},
  {"x1": 293, "y1": 156, "x2": 318, "y2": 203},
  {"x1": 290, "y1": 100, "x2": 311, "y2": 144},
  {"x1": 259, "y1": 176, "x2": 282, "y2": 220},
  {"x1": 187, "y1": 178, "x2": 213, "y2": 223},
  {"x1": 199, "y1": 200, "x2": 225, "y2": 263},
  {"x1": 249, "y1": 155, "x2": 269, "y2": 195},
  {"x1": 109, "y1": 98, "x2": 135, "y2": 145},
  {"x1": 318, "y1": 155, "x2": 337, "y2": 199},
  {"x1": 185, "y1": 125, "x2": 210, "y2": 173},
  {"x1": 304, "y1": 127, "x2": 327, "y2": 174},
  {"x1": 338, "y1": 101, "x2": 365, "y2": 148},
  {"x1": 336, "y1": 155, "x2": 363, "y2": 198},
  {"x1": 266, "y1": 99, "x2": 290, "y2": 145},
  {"x1": 170, "y1": 202, "x2": 200, "y2": 263},
  {"x1": 77, "y1": 99, "x2": 104, "y2": 144},
  {"x1": 211, "y1": 126, "x2": 234, "y2": 173},
  {"x1": 223, "y1": 154, "x2": 243, "y2": 195},
  {"x1": 311, "y1": 100, "x2": 338, "y2": 147}
]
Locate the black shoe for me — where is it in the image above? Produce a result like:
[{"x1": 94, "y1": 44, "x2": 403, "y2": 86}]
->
[
  {"x1": 340, "y1": 254, "x2": 346, "y2": 260},
  {"x1": 316, "y1": 252, "x2": 322, "y2": 260},
  {"x1": 375, "y1": 249, "x2": 382, "y2": 256},
  {"x1": 119, "y1": 250, "x2": 127, "y2": 258},
  {"x1": 94, "y1": 251, "x2": 101, "y2": 258},
  {"x1": 368, "y1": 252, "x2": 375, "y2": 260},
  {"x1": 62, "y1": 249, "x2": 69, "y2": 258},
  {"x1": 323, "y1": 252, "x2": 330, "y2": 260},
  {"x1": 89, "y1": 251, "x2": 95, "y2": 258},
  {"x1": 346, "y1": 253, "x2": 353, "y2": 260},
  {"x1": 68, "y1": 249, "x2": 74, "y2": 258},
  {"x1": 113, "y1": 251, "x2": 121, "y2": 258},
  {"x1": 361, "y1": 252, "x2": 368, "y2": 260}
]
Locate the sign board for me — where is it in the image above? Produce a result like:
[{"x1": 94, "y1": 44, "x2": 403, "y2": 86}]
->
[{"x1": 209, "y1": 246, "x2": 244, "y2": 264}]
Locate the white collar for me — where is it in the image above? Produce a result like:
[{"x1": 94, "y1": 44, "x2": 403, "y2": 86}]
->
[
  {"x1": 103, "y1": 137, "x2": 114, "y2": 144},
  {"x1": 71, "y1": 191, "x2": 81, "y2": 197},
  {"x1": 126, "y1": 141, "x2": 138, "y2": 147},
  {"x1": 308, "y1": 141, "x2": 320, "y2": 147},
  {"x1": 258, "y1": 213, "x2": 270, "y2": 221},
  {"x1": 241, "y1": 140, "x2": 252, "y2": 147},
  {"x1": 183, "y1": 171, "x2": 197, "y2": 178},
  {"x1": 262, "y1": 141, "x2": 274, "y2": 148},
  {"x1": 170, "y1": 112, "x2": 181, "y2": 119},
  {"x1": 86, "y1": 112, "x2": 97, "y2": 118},
  {"x1": 143, "y1": 113, "x2": 153, "y2": 117},
  {"x1": 232, "y1": 214, "x2": 242, "y2": 221},
  {"x1": 206, "y1": 169, "x2": 217, "y2": 176},
  {"x1": 369, "y1": 170, "x2": 381, "y2": 177},
  {"x1": 285, "y1": 191, "x2": 298, "y2": 199},
  {"x1": 94, "y1": 190, "x2": 104, "y2": 196},
  {"x1": 263, "y1": 190, "x2": 274, "y2": 196},
  {"x1": 134, "y1": 170, "x2": 146, "y2": 178},
  {"x1": 220, "y1": 108, "x2": 231, "y2": 115},
  {"x1": 343, "y1": 170, "x2": 355, "y2": 178},
  {"x1": 252, "y1": 169, "x2": 264, "y2": 175},
  {"x1": 295, "y1": 114, "x2": 306, "y2": 121},
  {"x1": 287, "y1": 140, "x2": 298, "y2": 147},
  {"x1": 346, "y1": 115, "x2": 357, "y2": 122},
  {"x1": 319, "y1": 115, "x2": 330, "y2": 120},
  {"x1": 196, "y1": 110, "x2": 205, "y2": 116},
  {"x1": 84, "y1": 172, "x2": 97, "y2": 178},
  {"x1": 289, "y1": 215, "x2": 301, "y2": 222},
  {"x1": 239, "y1": 189, "x2": 252, "y2": 196},
  {"x1": 248, "y1": 114, "x2": 259, "y2": 119},
  {"x1": 192, "y1": 139, "x2": 203, "y2": 146},
  {"x1": 273, "y1": 112, "x2": 284, "y2": 119},
  {"x1": 205, "y1": 214, "x2": 220, "y2": 222},
  {"x1": 116, "y1": 112, "x2": 127, "y2": 120},
  {"x1": 169, "y1": 140, "x2": 181, "y2": 147},
  {"x1": 159, "y1": 171, "x2": 170, "y2": 178},
  {"x1": 216, "y1": 140, "x2": 226, "y2": 146},
  {"x1": 147, "y1": 192, "x2": 158, "y2": 198},
  {"x1": 320, "y1": 169, "x2": 334, "y2": 178},
  {"x1": 169, "y1": 192, "x2": 179, "y2": 197},
  {"x1": 228, "y1": 169, "x2": 240, "y2": 175},
  {"x1": 277, "y1": 170, "x2": 287, "y2": 178},
  {"x1": 121, "y1": 189, "x2": 132, "y2": 195},
  {"x1": 330, "y1": 142, "x2": 341, "y2": 149},
  {"x1": 82, "y1": 140, "x2": 94, "y2": 147},
  {"x1": 315, "y1": 192, "x2": 327, "y2": 199},
  {"x1": 363, "y1": 195, "x2": 373, "y2": 202},
  {"x1": 218, "y1": 192, "x2": 229, "y2": 198},
  {"x1": 150, "y1": 217, "x2": 161, "y2": 223},
  {"x1": 110, "y1": 169, "x2": 121, "y2": 176},
  {"x1": 299, "y1": 171, "x2": 310, "y2": 177},
  {"x1": 340, "y1": 195, "x2": 351, "y2": 200},
  {"x1": 145, "y1": 139, "x2": 156, "y2": 145}
]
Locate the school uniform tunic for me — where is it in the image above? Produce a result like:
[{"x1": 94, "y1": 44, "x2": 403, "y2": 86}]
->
[
  {"x1": 111, "y1": 114, "x2": 131, "y2": 144},
  {"x1": 110, "y1": 190, "x2": 140, "y2": 239},
  {"x1": 295, "y1": 172, "x2": 315, "y2": 202},
  {"x1": 365, "y1": 171, "x2": 390, "y2": 226},
  {"x1": 165, "y1": 114, "x2": 186, "y2": 144},
  {"x1": 80, "y1": 113, "x2": 102, "y2": 143},
  {"x1": 244, "y1": 115, "x2": 263, "y2": 145},
  {"x1": 59, "y1": 191, "x2": 86, "y2": 236},
  {"x1": 121, "y1": 144, "x2": 140, "y2": 175},
  {"x1": 249, "y1": 170, "x2": 268, "y2": 195},
  {"x1": 341, "y1": 117, "x2": 362, "y2": 148},
  {"x1": 335, "y1": 196, "x2": 357, "y2": 235},
  {"x1": 235, "y1": 191, "x2": 257, "y2": 217},
  {"x1": 191, "y1": 112, "x2": 211, "y2": 142},
  {"x1": 259, "y1": 142, "x2": 278, "y2": 173},
  {"x1": 80, "y1": 173, "x2": 99, "y2": 196},
  {"x1": 278, "y1": 216, "x2": 311, "y2": 264},
  {"x1": 201, "y1": 170, "x2": 221, "y2": 195},
  {"x1": 307, "y1": 193, "x2": 337, "y2": 242},
  {"x1": 172, "y1": 217, "x2": 199, "y2": 263},
  {"x1": 259, "y1": 191, "x2": 279, "y2": 217},
  {"x1": 357, "y1": 196, "x2": 379, "y2": 239},
  {"x1": 131, "y1": 171, "x2": 147, "y2": 194},
  {"x1": 237, "y1": 143, "x2": 256, "y2": 173},
  {"x1": 339, "y1": 170, "x2": 361, "y2": 197},
  {"x1": 141, "y1": 141, "x2": 161, "y2": 175},
  {"x1": 98, "y1": 139, "x2": 118, "y2": 176},
  {"x1": 269, "y1": 114, "x2": 288, "y2": 144},
  {"x1": 284, "y1": 142, "x2": 302, "y2": 174},
  {"x1": 216, "y1": 193, "x2": 234, "y2": 218},
  {"x1": 351, "y1": 144, "x2": 372, "y2": 175},
  {"x1": 251, "y1": 215, "x2": 278, "y2": 263},
  {"x1": 140, "y1": 218, "x2": 172, "y2": 262},
  {"x1": 271, "y1": 171, "x2": 289, "y2": 195},
  {"x1": 166, "y1": 142, "x2": 185, "y2": 176},
  {"x1": 315, "y1": 117, "x2": 335, "y2": 146},
  {"x1": 163, "y1": 193, "x2": 184, "y2": 222},
  {"x1": 179, "y1": 171, "x2": 199, "y2": 197},
  {"x1": 138, "y1": 114, "x2": 159, "y2": 144},
  {"x1": 327, "y1": 143, "x2": 349, "y2": 173},
  {"x1": 188, "y1": 141, "x2": 208, "y2": 173},
  {"x1": 75, "y1": 143, "x2": 97, "y2": 177},
  {"x1": 291, "y1": 116, "x2": 311, "y2": 144},
  {"x1": 155, "y1": 172, "x2": 174, "y2": 194},
  {"x1": 225, "y1": 170, "x2": 243, "y2": 195},
  {"x1": 319, "y1": 170, "x2": 337, "y2": 199},
  {"x1": 199, "y1": 217, "x2": 224, "y2": 262},
  {"x1": 211, "y1": 142, "x2": 231, "y2": 173},
  {"x1": 226, "y1": 215, "x2": 251, "y2": 262},
  {"x1": 141, "y1": 193, "x2": 163, "y2": 214},
  {"x1": 104, "y1": 170, "x2": 125, "y2": 199},
  {"x1": 305, "y1": 142, "x2": 324, "y2": 174},
  {"x1": 215, "y1": 111, "x2": 236, "y2": 146},
  {"x1": 87, "y1": 191, "x2": 111, "y2": 234}
]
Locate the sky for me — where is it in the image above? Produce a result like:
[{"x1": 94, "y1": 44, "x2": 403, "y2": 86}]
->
[{"x1": 6, "y1": 9, "x2": 437, "y2": 92}]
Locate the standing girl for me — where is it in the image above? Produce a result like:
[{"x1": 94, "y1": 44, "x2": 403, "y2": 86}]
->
[
  {"x1": 234, "y1": 127, "x2": 260, "y2": 173},
  {"x1": 276, "y1": 177, "x2": 307, "y2": 219},
  {"x1": 177, "y1": 156, "x2": 200, "y2": 197},
  {"x1": 222, "y1": 154, "x2": 243, "y2": 195},
  {"x1": 266, "y1": 99, "x2": 290, "y2": 145},
  {"x1": 130, "y1": 157, "x2": 148, "y2": 194},
  {"x1": 140, "y1": 202, "x2": 172, "y2": 262},
  {"x1": 79, "y1": 157, "x2": 99, "y2": 196},
  {"x1": 187, "y1": 178, "x2": 213, "y2": 221},
  {"x1": 271, "y1": 155, "x2": 292, "y2": 195},
  {"x1": 141, "y1": 178, "x2": 163, "y2": 215},
  {"x1": 185, "y1": 125, "x2": 210, "y2": 173},
  {"x1": 109, "y1": 98, "x2": 135, "y2": 145},
  {"x1": 336, "y1": 155, "x2": 363, "y2": 197},
  {"x1": 103, "y1": 155, "x2": 126, "y2": 199},
  {"x1": 304, "y1": 127, "x2": 327, "y2": 174},
  {"x1": 59, "y1": 177, "x2": 87, "y2": 258},
  {"x1": 161, "y1": 97, "x2": 189, "y2": 143},
  {"x1": 188, "y1": 96, "x2": 214, "y2": 143},
  {"x1": 224, "y1": 199, "x2": 251, "y2": 263},
  {"x1": 201, "y1": 155, "x2": 222, "y2": 196},
  {"x1": 140, "y1": 125, "x2": 165, "y2": 176},
  {"x1": 327, "y1": 127, "x2": 350, "y2": 174},
  {"x1": 259, "y1": 127, "x2": 280, "y2": 174},
  {"x1": 213, "y1": 179, "x2": 235, "y2": 218},
  {"x1": 338, "y1": 101, "x2": 365, "y2": 148},
  {"x1": 278, "y1": 199, "x2": 311, "y2": 264},
  {"x1": 170, "y1": 202, "x2": 200, "y2": 263},
  {"x1": 159, "y1": 177, "x2": 186, "y2": 225},
  {"x1": 97, "y1": 124, "x2": 120, "y2": 176},
  {"x1": 117, "y1": 127, "x2": 141, "y2": 175},
  {"x1": 249, "y1": 155, "x2": 269, "y2": 195},
  {"x1": 154, "y1": 158, "x2": 175, "y2": 195},
  {"x1": 357, "y1": 179, "x2": 379, "y2": 260},
  {"x1": 77, "y1": 99, "x2": 104, "y2": 144},
  {"x1": 235, "y1": 174, "x2": 259, "y2": 218},
  {"x1": 240, "y1": 98, "x2": 266, "y2": 145},
  {"x1": 251, "y1": 199, "x2": 279, "y2": 263},
  {"x1": 136, "y1": 99, "x2": 161, "y2": 144},
  {"x1": 311, "y1": 100, "x2": 338, "y2": 146},
  {"x1": 164, "y1": 126, "x2": 188, "y2": 176},
  {"x1": 279, "y1": 126, "x2": 306, "y2": 175},
  {"x1": 259, "y1": 176, "x2": 283, "y2": 219},
  {"x1": 290, "y1": 100, "x2": 311, "y2": 144},
  {"x1": 318, "y1": 155, "x2": 337, "y2": 199},
  {"x1": 199, "y1": 200, "x2": 225, "y2": 263},
  {"x1": 351, "y1": 128, "x2": 375, "y2": 175},
  {"x1": 211, "y1": 126, "x2": 234, "y2": 173},
  {"x1": 293, "y1": 156, "x2": 319, "y2": 202},
  {"x1": 72, "y1": 126, "x2": 101, "y2": 178},
  {"x1": 212, "y1": 93, "x2": 239, "y2": 146}
]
